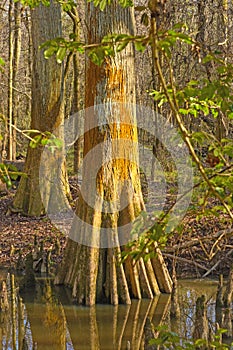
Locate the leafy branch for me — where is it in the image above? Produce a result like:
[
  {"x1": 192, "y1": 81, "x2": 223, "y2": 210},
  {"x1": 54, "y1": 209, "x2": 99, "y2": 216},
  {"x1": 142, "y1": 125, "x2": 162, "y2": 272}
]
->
[
  {"x1": 15, "y1": 0, "x2": 132, "y2": 11},
  {"x1": 150, "y1": 11, "x2": 233, "y2": 221}
]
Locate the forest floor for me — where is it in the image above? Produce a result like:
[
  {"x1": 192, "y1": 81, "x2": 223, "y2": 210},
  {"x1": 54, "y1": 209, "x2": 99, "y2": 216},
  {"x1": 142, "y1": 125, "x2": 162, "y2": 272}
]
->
[
  {"x1": 0, "y1": 184, "x2": 233, "y2": 279},
  {"x1": 0, "y1": 193, "x2": 66, "y2": 273}
]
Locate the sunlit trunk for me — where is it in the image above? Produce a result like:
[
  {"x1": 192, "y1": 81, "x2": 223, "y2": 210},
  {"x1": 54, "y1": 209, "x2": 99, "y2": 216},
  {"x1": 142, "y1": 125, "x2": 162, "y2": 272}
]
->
[{"x1": 56, "y1": 0, "x2": 172, "y2": 305}]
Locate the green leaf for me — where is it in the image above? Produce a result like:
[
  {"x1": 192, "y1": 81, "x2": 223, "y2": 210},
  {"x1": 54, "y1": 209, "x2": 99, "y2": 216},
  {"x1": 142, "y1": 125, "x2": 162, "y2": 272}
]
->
[
  {"x1": 216, "y1": 328, "x2": 228, "y2": 335},
  {"x1": 71, "y1": 42, "x2": 85, "y2": 53},
  {"x1": 200, "y1": 84, "x2": 216, "y2": 100},
  {"x1": 195, "y1": 339, "x2": 207, "y2": 346},
  {"x1": 29, "y1": 134, "x2": 42, "y2": 149},
  {"x1": 88, "y1": 47, "x2": 105, "y2": 66},
  {"x1": 173, "y1": 22, "x2": 187, "y2": 30},
  {"x1": 157, "y1": 40, "x2": 172, "y2": 57},
  {"x1": 29, "y1": 140, "x2": 37, "y2": 148},
  {"x1": 183, "y1": 87, "x2": 197, "y2": 97},
  {"x1": 99, "y1": 0, "x2": 107, "y2": 11},
  {"x1": 116, "y1": 40, "x2": 129, "y2": 52},
  {"x1": 44, "y1": 46, "x2": 57, "y2": 59},
  {"x1": 6, "y1": 179, "x2": 12, "y2": 189},
  {"x1": 118, "y1": 0, "x2": 133, "y2": 8},
  {"x1": 60, "y1": 0, "x2": 76, "y2": 11},
  {"x1": 158, "y1": 39, "x2": 172, "y2": 49},
  {"x1": 188, "y1": 80, "x2": 199, "y2": 86},
  {"x1": 0, "y1": 57, "x2": 5, "y2": 66},
  {"x1": 215, "y1": 187, "x2": 225, "y2": 197},
  {"x1": 69, "y1": 33, "x2": 76, "y2": 40},
  {"x1": 179, "y1": 108, "x2": 189, "y2": 115},
  {"x1": 221, "y1": 99, "x2": 229, "y2": 112},
  {"x1": 41, "y1": 138, "x2": 48, "y2": 146},
  {"x1": 135, "y1": 40, "x2": 147, "y2": 52},
  {"x1": 211, "y1": 108, "x2": 219, "y2": 118},
  {"x1": 191, "y1": 131, "x2": 206, "y2": 144},
  {"x1": 173, "y1": 32, "x2": 194, "y2": 44},
  {"x1": 218, "y1": 85, "x2": 230, "y2": 98},
  {"x1": 141, "y1": 13, "x2": 149, "y2": 26},
  {"x1": 202, "y1": 54, "x2": 214, "y2": 64},
  {"x1": 56, "y1": 47, "x2": 67, "y2": 63}
]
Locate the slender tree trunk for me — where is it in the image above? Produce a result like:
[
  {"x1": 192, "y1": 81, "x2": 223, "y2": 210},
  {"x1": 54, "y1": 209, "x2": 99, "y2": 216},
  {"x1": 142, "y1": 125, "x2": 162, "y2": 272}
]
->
[
  {"x1": 56, "y1": 0, "x2": 172, "y2": 305},
  {"x1": 68, "y1": 8, "x2": 83, "y2": 173},
  {"x1": 7, "y1": 0, "x2": 14, "y2": 160},
  {"x1": 12, "y1": 1, "x2": 22, "y2": 160},
  {"x1": 12, "y1": 0, "x2": 69, "y2": 216},
  {"x1": 216, "y1": 0, "x2": 229, "y2": 140},
  {"x1": 6, "y1": 0, "x2": 22, "y2": 161}
]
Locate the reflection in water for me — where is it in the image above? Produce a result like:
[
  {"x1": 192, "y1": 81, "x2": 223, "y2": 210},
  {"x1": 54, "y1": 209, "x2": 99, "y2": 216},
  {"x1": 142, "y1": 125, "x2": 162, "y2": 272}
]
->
[
  {"x1": 177, "y1": 279, "x2": 218, "y2": 339},
  {"x1": 0, "y1": 277, "x2": 232, "y2": 349},
  {"x1": 0, "y1": 276, "x2": 170, "y2": 349},
  {"x1": 47, "y1": 294, "x2": 170, "y2": 349}
]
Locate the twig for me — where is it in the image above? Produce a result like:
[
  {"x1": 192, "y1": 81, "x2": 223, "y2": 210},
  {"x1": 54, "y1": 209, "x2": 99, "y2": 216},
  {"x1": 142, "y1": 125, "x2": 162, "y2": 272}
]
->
[
  {"x1": 165, "y1": 228, "x2": 233, "y2": 253},
  {"x1": 163, "y1": 253, "x2": 209, "y2": 271},
  {"x1": 151, "y1": 11, "x2": 233, "y2": 220},
  {"x1": 202, "y1": 249, "x2": 233, "y2": 278}
]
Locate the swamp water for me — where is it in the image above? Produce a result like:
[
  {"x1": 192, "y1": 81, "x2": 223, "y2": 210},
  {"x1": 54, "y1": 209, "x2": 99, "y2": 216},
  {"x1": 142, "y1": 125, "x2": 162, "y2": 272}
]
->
[{"x1": 0, "y1": 277, "x2": 232, "y2": 349}]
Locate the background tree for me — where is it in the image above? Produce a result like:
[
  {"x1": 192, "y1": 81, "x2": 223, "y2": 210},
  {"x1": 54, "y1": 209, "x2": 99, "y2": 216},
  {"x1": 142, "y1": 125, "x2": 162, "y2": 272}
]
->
[
  {"x1": 12, "y1": 0, "x2": 70, "y2": 215},
  {"x1": 67, "y1": 7, "x2": 84, "y2": 173},
  {"x1": 0, "y1": 1, "x2": 31, "y2": 161},
  {"x1": 7, "y1": 0, "x2": 14, "y2": 161},
  {"x1": 7, "y1": 0, "x2": 22, "y2": 161}
]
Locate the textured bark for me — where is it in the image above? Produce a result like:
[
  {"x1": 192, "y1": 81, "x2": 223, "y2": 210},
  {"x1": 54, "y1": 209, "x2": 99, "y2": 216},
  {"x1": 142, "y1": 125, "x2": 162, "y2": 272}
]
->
[
  {"x1": 170, "y1": 266, "x2": 180, "y2": 319},
  {"x1": 216, "y1": 274, "x2": 224, "y2": 309},
  {"x1": 68, "y1": 7, "x2": 83, "y2": 173},
  {"x1": 12, "y1": 0, "x2": 69, "y2": 216},
  {"x1": 151, "y1": 244, "x2": 173, "y2": 294},
  {"x1": 223, "y1": 268, "x2": 233, "y2": 308},
  {"x1": 12, "y1": 1, "x2": 21, "y2": 160},
  {"x1": 193, "y1": 295, "x2": 209, "y2": 342},
  {"x1": 7, "y1": 0, "x2": 14, "y2": 160},
  {"x1": 56, "y1": 0, "x2": 172, "y2": 305},
  {"x1": 6, "y1": 0, "x2": 21, "y2": 161}
]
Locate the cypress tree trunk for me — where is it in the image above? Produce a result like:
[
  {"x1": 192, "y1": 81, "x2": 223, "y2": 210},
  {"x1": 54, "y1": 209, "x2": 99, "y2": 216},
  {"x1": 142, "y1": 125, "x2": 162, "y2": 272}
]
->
[
  {"x1": 55, "y1": 0, "x2": 172, "y2": 305},
  {"x1": 12, "y1": 0, "x2": 69, "y2": 216}
]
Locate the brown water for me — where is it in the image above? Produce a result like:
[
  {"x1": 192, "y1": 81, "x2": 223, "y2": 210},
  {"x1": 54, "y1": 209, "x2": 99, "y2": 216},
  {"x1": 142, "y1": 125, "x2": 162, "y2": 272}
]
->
[{"x1": 0, "y1": 277, "x2": 227, "y2": 350}]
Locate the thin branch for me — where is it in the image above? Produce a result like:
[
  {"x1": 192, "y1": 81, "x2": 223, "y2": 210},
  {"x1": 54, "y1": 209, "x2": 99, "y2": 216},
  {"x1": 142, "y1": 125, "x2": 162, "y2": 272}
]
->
[
  {"x1": 150, "y1": 12, "x2": 233, "y2": 220},
  {"x1": 163, "y1": 253, "x2": 209, "y2": 271},
  {"x1": 202, "y1": 250, "x2": 233, "y2": 278},
  {"x1": 9, "y1": 124, "x2": 35, "y2": 142},
  {"x1": 165, "y1": 228, "x2": 233, "y2": 254}
]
